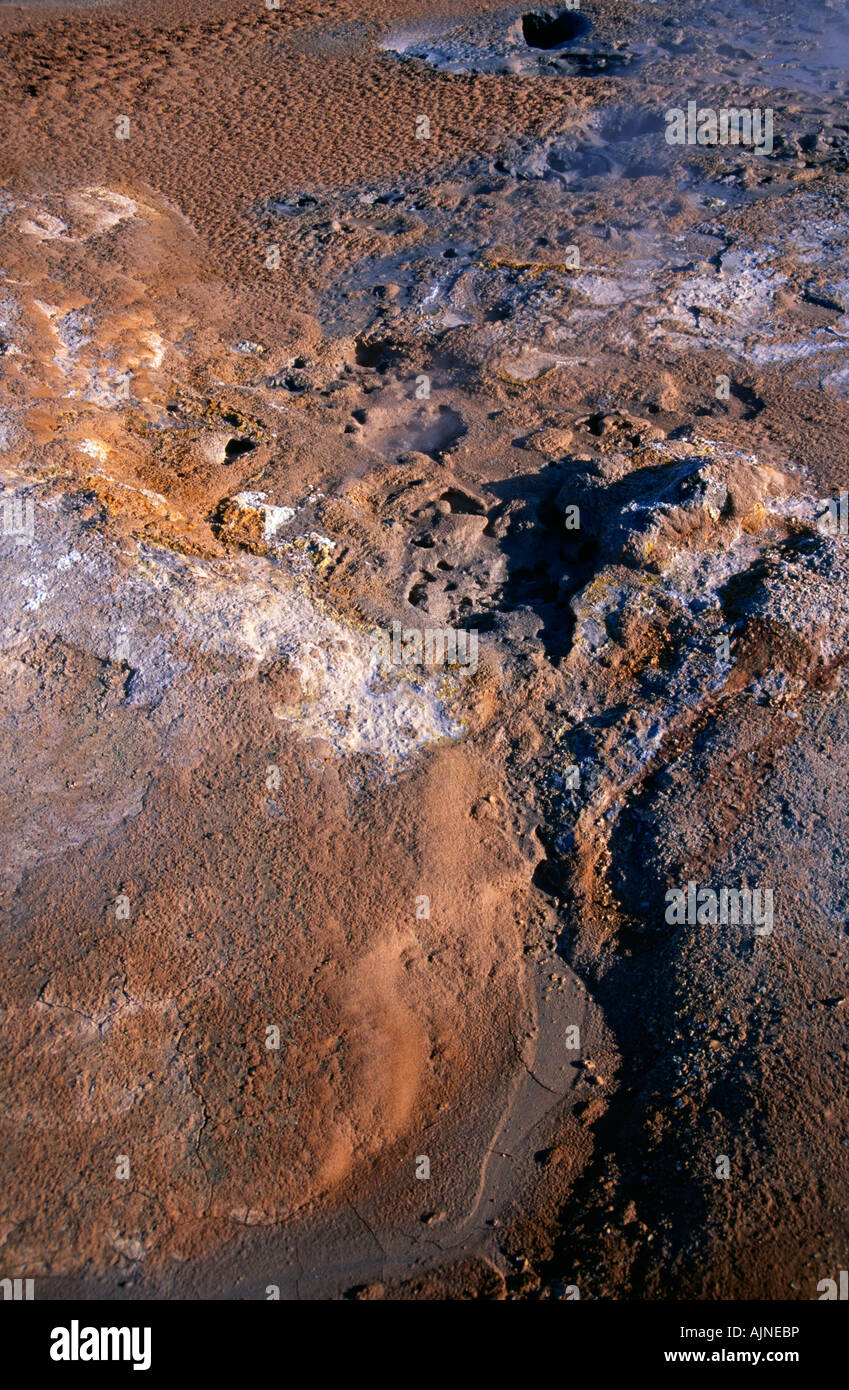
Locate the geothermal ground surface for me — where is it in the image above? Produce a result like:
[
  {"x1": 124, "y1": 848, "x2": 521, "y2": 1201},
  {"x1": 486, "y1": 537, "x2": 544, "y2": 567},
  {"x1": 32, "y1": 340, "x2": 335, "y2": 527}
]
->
[{"x1": 1, "y1": 0, "x2": 848, "y2": 1300}]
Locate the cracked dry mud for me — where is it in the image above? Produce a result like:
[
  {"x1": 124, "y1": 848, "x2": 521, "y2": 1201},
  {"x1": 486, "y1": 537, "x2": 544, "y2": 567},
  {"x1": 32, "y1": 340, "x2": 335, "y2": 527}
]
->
[{"x1": 1, "y1": 0, "x2": 848, "y2": 1301}]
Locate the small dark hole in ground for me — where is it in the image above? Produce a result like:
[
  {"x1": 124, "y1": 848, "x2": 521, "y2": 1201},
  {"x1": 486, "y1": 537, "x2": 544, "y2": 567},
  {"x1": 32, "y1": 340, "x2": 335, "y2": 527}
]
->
[
  {"x1": 409, "y1": 573, "x2": 437, "y2": 607},
  {"x1": 355, "y1": 338, "x2": 401, "y2": 370},
  {"x1": 224, "y1": 437, "x2": 256, "y2": 461},
  {"x1": 440, "y1": 488, "x2": 486, "y2": 516},
  {"x1": 522, "y1": 9, "x2": 590, "y2": 49}
]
